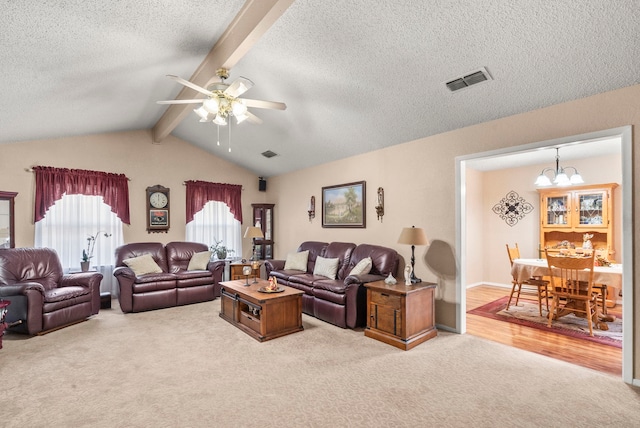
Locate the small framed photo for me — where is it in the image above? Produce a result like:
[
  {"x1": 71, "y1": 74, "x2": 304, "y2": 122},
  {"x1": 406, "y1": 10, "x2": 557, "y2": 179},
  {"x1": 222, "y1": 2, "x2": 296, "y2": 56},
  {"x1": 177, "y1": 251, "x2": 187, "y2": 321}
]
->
[
  {"x1": 322, "y1": 181, "x2": 366, "y2": 228},
  {"x1": 150, "y1": 210, "x2": 169, "y2": 227}
]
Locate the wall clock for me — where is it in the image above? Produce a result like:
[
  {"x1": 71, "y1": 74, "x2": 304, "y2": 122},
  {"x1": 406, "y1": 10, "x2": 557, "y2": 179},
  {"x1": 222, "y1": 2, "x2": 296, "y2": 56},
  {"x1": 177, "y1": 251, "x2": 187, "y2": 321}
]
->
[{"x1": 146, "y1": 185, "x2": 170, "y2": 233}]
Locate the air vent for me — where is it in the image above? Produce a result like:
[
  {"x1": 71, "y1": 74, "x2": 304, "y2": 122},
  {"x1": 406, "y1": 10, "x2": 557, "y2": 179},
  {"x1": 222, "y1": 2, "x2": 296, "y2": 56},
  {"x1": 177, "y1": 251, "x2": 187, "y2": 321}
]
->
[
  {"x1": 445, "y1": 67, "x2": 492, "y2": 92},
  {"x1": 261, "y1": 150, "x2": 278, "y2": 158}
]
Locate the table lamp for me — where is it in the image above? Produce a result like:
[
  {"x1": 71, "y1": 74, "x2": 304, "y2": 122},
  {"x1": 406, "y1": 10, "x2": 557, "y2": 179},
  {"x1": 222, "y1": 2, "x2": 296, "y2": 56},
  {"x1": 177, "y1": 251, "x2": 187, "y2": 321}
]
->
[
  {"x1": 397, "y1": 226, "x2": 429, "y2": 283},
  {"x1": 244, "y1": 225, "x2": 264, "y2": 261}
]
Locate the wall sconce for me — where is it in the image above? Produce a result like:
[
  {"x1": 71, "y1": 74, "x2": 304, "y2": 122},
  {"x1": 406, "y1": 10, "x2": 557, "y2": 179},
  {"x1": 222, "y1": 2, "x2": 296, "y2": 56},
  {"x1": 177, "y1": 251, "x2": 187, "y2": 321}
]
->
[
  {"x1": 308, "y1": 196, "x2": 315, "y2": 222},
  {"x1": 375, "y1": 187, "x2": 384, "y2": 221}
]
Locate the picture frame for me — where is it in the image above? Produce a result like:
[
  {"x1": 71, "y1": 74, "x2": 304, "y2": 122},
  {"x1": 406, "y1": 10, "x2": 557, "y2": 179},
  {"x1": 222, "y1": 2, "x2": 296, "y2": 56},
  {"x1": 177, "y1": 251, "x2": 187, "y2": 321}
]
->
[{"x1": 322, "y1": 181, "x2": 366, "y2": 228}]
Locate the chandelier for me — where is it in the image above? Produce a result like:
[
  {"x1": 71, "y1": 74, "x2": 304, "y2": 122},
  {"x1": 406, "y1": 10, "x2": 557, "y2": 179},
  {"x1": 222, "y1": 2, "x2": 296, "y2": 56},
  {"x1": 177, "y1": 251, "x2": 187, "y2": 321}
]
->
[
  {"x1": 192, "y1": 69, "x2": 251, "y2": 126},
  {"x1": 534, "y1": 148, "x2": 584, "y2": 187}
]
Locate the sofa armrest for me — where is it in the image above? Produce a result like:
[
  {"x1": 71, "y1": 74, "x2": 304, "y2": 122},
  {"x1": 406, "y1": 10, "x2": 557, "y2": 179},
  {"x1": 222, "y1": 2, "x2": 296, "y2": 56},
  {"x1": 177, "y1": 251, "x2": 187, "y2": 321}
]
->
[
  {"x1": 61, "y1": 272, "x2": 103, "y2": 314},
  {"x1": 113, "y1": 266, "x2": 136, "y2": 313},
  {"x1": 61, "y1": 272, "x2": 103, "y2": 289},
  {"x1": 344, "y1": 273, "x2": 385, "y2": 286},
  {"x1": 0, "y1": 281, "x2": 45, "y2": 297},
  {"x1": 265, "y1": 259, "x2": 285, "y2": 276},
  {"x1": 113, "y1": 266, "x2": 136, "y2": 280}
]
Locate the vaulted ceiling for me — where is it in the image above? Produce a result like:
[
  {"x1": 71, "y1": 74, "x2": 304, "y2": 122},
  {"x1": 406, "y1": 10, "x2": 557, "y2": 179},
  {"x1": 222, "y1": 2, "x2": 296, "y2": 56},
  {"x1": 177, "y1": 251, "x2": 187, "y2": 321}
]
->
[{"x1": 2, "y1": 1, "x2": 638, "y2": 177}]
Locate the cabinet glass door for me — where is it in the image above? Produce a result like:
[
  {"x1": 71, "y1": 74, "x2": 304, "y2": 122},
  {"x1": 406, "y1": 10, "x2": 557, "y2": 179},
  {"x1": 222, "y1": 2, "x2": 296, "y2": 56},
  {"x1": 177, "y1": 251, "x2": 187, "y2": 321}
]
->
[
  {"x1": 544, "y1": 195, "x2": 569, "y2": 226},
  {"x1": 264, "y1": 207, "x2": 272, "y2": 240},
  {"x1": 577, "y1": 192, "x2": 605, "y2": 226}
]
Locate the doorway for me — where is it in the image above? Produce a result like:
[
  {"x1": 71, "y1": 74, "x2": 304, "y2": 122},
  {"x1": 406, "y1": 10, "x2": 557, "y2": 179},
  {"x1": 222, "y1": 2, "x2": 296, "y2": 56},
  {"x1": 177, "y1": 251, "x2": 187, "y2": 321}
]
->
[{"x1": 456, "y1": 126, "x2": 633, "y2": 383}]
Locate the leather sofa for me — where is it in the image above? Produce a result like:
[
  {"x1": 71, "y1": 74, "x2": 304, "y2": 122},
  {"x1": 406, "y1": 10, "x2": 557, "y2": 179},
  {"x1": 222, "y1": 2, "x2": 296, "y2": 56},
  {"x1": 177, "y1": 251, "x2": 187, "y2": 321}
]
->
[
  {"x1": 265, "y1": 241, "x2": 399, "y2": 328},
  {"x1": 0, "y1": 247, "x2": 103, "y2": 335},
  {"x1": 113, "y1": 241, "x2": 225, "y2": 313}
]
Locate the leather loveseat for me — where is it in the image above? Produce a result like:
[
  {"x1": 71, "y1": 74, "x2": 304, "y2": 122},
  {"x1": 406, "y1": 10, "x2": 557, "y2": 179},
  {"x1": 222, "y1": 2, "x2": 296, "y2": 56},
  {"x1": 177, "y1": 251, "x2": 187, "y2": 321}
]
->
[
  {"x1": 0, "y1": 247, "x2": 103, "y2": 335},
  {"x1": 265, "y1": 241, "x2": 399, "y2": 328},
  {"x1": 113, "y1": 241, "x2": 225, "y2": 313}
]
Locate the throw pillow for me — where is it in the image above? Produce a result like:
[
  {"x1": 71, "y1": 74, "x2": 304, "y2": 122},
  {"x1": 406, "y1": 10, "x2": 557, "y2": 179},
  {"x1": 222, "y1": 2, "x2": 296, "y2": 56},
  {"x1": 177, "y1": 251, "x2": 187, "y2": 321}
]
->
[
  {"x1": 187, "y1": 251, "x2": 212, "y2": 271},
  {"x1": 349, "y1": 257, "x2": 372, "y2": 276},
  {"x1": 123, "y1": 254, "x2": 163, "y2": 276},
  {"x1": 284, "y1": 250, "x2": 309, "y2": 271},
  {"x1": 313, "y1": 256, "x2": 340, "y2": 279}
]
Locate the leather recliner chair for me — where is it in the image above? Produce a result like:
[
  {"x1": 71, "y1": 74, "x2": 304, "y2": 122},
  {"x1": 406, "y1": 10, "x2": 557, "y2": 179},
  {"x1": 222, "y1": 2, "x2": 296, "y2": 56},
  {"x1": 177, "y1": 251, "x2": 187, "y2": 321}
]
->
[{"x1": 0, "y1": 247, "x2": 103, "y2": 335}]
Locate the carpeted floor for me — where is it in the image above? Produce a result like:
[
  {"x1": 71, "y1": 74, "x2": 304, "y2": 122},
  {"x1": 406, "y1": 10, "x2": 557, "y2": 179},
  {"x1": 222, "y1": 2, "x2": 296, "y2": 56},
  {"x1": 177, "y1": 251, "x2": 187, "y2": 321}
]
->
[
  {"x1": 468, "y1": 296, "x2": 622, "y2": 348},
  {"x1": 2, "y1": 298, "x2": 639, "y2": 427}
]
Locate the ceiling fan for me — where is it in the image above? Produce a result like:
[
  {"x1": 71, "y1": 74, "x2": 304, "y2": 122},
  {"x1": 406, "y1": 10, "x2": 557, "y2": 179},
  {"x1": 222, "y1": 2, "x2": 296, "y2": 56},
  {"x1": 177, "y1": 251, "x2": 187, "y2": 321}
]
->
[{"x1": 157, "y1": 68, "x2": 286, "y2": 125}]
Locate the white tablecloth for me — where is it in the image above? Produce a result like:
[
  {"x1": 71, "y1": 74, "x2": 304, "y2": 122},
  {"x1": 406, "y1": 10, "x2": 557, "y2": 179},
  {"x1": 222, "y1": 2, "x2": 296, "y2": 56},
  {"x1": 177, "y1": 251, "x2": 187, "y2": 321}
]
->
[{"x1": 511, "y1": 258, "x2": 622, "y2": 290}]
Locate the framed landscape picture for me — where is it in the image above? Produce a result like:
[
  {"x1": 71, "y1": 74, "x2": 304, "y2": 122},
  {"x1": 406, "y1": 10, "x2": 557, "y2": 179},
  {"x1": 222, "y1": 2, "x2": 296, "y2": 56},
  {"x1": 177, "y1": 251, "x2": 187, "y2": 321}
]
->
[{"x1": 322, "y1": 181, "x2": 366, "y2": 228}]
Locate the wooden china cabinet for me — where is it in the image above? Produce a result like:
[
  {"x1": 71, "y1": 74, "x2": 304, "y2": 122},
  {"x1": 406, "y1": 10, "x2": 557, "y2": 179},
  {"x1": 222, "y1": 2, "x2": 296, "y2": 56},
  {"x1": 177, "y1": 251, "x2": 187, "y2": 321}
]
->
[
  {"x1": 538, "y1": 183, "x2": 617, "y2": 258},
  {"x1": 252, "y1": 203, "x2": 274, "y2": 260}
]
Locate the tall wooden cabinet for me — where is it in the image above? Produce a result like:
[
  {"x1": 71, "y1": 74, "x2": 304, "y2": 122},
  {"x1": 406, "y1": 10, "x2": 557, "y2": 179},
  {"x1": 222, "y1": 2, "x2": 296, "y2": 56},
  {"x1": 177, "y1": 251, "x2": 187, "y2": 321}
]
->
[
  {"x1": 252, "y1": 204, "x2": 274, "y2": 260},
  {"x1": 538, "y1": 183, "x2": 617, "y2": 257}
]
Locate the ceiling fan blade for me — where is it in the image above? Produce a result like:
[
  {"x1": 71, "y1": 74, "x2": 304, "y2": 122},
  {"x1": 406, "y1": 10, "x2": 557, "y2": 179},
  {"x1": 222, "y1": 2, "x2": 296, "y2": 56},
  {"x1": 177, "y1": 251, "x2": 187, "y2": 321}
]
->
[
  {"x1": 242, "y1": 98, "x2": 287, "y2": 110},
  {"x1": 156, "y1": 99, "x2": 204, "y2": 105},
  {"x1": 167, "y1": 75, "x2": 213, "y2": 96},
  {"x1": 246, "y1": 111, "x2": 263, "y2": 125},
  {"x1": 224, "y1": 77, "x2": 254, "y2": 97}
]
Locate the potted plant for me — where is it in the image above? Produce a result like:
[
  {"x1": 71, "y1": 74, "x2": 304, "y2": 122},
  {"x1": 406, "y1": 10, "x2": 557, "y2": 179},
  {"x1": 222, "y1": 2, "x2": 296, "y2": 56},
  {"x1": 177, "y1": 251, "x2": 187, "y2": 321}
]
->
[
  {"x1": 81, "y1": 231, "x2": 112, "y2": 271},
  {"x1": 210, "y1": 239, "x2": 235, "y2": 260}
]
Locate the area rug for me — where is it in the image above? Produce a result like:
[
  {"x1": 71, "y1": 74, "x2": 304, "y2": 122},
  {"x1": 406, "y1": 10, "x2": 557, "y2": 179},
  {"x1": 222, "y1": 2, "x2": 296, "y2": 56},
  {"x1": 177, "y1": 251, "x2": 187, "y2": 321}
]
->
[{"x1": 468, "y1": 296, "x2": 622, "y2": 348}]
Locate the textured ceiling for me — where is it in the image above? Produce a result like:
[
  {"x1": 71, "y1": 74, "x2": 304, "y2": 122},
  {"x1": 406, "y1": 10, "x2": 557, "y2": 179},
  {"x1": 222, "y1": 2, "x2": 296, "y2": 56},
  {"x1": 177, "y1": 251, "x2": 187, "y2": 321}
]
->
[{"x1": 2, "y1": 1, "x2": 638, "y2": 177}]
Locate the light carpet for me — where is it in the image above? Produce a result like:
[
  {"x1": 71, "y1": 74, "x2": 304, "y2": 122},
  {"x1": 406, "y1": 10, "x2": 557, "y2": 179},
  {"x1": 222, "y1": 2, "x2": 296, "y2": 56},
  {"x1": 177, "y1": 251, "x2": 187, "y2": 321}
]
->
[
  {"x1": 2, "y1": 299, "x2": 639, "y2": 427},
  {"x1": 468, "y1": 296, "x2": 622, "y2": 347}
]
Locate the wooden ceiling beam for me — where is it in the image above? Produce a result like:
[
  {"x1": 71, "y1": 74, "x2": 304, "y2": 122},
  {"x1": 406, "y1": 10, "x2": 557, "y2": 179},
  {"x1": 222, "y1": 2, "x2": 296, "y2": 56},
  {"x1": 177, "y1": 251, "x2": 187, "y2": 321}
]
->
[{"x1": 152, "y1": 0, "x2": 295, "y2": 143}]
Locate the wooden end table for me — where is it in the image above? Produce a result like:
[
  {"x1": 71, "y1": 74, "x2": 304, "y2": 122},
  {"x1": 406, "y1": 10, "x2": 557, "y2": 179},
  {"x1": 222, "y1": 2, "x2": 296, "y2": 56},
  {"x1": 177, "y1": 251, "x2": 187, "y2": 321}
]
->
[
  {"x1": 219, "y1": 279, "x2": 304, "y2": 342},
  {"x1": 364, "y1": 280, "x2": 437, "y2": 350}
]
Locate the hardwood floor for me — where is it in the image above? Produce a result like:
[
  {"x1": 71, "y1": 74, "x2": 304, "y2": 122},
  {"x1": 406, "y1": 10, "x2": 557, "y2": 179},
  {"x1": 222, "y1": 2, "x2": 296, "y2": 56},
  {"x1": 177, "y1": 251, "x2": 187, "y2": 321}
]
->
[{"x1": 466, "y1": 285, "x2": 622, "y2": 376}]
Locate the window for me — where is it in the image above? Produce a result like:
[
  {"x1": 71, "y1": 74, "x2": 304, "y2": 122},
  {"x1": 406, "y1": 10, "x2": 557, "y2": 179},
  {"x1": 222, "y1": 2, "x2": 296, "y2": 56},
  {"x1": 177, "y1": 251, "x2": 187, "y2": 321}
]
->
[
  {"x1": 186, "y1": 201, "x2": 242, "y2": 258},
  {"x1": 35, "y1": 194, "x2": 124, "y2": 294}
]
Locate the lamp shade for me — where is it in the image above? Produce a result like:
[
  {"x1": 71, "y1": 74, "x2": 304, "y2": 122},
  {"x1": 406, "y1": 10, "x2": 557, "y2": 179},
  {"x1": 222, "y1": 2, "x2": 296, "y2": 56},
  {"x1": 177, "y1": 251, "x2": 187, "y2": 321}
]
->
[
  {"x1": 244, "y1": 226, "x2": 264, "y2": 239},
  {"x1": 397, "y1": 226, "x2": 429, "y2": 246}
]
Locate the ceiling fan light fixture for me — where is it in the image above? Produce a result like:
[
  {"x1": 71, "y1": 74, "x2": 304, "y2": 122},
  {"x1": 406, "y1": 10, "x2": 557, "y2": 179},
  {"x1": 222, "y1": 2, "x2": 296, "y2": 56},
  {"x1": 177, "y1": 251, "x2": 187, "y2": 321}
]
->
[
  {"x1": 213, "y1": 114, "x2": 227, "y2": 126},
  {"x1": 203, "y1": 97, "x2": 220, "y2": 114},
  {"x1": 194, "y1": 106, "x2": 209, "y2": 121},
  {"x1": 232, "y1": 100, "x2": 247, "y2": 116},
  {"x1": 236, "y1": 114, "x2": 249, "y2": 124}
]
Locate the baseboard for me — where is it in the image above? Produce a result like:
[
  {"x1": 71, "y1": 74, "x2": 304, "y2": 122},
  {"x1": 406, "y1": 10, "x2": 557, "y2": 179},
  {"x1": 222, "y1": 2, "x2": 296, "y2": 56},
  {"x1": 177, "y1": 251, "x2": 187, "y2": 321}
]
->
[{"x1": 467, "y1": 282, "x2": 511, "y2": 289}]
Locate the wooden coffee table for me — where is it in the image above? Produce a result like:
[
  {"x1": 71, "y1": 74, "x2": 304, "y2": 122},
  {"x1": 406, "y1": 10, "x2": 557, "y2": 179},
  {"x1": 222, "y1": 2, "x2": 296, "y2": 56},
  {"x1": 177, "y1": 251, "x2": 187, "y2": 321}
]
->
[{"x1": 219, "y1": 279, "x2": 304, "y2": 342}]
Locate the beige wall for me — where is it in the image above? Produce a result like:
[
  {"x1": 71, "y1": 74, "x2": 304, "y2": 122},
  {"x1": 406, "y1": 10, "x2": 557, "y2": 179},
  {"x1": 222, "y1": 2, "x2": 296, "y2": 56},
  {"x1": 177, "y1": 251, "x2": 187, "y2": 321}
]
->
[
  {"x1": 0, "y1": 129, "x2": 266, "y2": 260},
  {"x1": 473, "y1": 153, "x2": 622, "y2": 288},
  {"x1": 269, "y1": 83, "x2": 639, "y2": 377}
]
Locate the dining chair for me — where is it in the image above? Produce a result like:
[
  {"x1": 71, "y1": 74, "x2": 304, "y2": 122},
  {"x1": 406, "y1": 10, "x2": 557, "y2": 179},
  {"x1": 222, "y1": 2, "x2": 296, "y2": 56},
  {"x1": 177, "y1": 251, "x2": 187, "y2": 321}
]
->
[
  {"x1": 506, "y1": 243, "x2": 549, "y2": 316},
  {"x1": 545, "y1": 250, "x2": 598, "y2": 336}
]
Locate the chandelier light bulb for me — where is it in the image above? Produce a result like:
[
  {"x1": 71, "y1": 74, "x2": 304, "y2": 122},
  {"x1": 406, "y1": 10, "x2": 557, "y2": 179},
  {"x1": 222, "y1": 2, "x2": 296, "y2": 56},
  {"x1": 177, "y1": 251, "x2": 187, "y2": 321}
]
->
[{"x1": 570, "y1": 174, "x2": 584, "y2": 184}]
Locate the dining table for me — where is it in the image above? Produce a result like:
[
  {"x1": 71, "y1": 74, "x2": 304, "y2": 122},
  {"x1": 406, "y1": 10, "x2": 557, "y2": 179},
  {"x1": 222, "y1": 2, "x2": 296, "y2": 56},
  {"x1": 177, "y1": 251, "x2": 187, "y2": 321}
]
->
[{"x1": 510, "y1": 258, "x2": 622, "y2": 330}]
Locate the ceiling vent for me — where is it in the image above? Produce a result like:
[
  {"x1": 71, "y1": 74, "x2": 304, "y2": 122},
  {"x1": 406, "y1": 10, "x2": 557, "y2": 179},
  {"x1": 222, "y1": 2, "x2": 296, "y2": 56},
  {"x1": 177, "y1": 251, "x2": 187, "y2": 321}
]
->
[
  {"x1": 445, "y1": 67, "x2": 492, "y2": 92},
  {"x1": 261, "y1": 150, "x2": 278, "y2": 158}
]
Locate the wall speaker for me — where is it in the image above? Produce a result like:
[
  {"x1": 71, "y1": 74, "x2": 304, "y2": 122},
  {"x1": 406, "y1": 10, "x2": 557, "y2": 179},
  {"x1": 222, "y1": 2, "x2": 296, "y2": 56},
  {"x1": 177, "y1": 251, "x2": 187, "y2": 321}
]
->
[{"x1": 258, "y1": 177, "x2": 267, "y2": 192}]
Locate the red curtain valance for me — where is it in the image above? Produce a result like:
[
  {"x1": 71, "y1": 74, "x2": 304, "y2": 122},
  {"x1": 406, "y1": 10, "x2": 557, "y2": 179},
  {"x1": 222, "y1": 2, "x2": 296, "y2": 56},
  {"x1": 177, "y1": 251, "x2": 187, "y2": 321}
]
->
[
  {"x1": 34, "y1": 166, "x2": 130, "y2": 224},
  {"x1": 185, "y1": 180, "x2": 243, "y2": 224}
]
